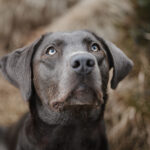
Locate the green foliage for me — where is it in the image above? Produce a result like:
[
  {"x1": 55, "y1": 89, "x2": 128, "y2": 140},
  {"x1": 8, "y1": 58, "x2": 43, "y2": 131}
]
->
[{"x1": 130, "y1": 0, "x2": 150, "y2": 47}]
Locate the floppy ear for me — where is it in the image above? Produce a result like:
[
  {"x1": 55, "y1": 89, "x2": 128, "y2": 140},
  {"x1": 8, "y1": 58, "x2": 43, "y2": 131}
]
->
[
  {"x1": 0, "y1": 36, "x2": 43, "y2": 101},
  {"x1": 104, "y1": 40, "x2": 133, "y2": 89}
]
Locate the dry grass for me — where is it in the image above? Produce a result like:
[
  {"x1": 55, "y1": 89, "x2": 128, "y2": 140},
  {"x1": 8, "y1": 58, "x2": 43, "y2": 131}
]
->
[
  {"x1": 0, "y1": 0, "x2": 150, "y2": 149},
  {"x1": 0, "y1": 74, "x2": 28, "y2": 126},
  {"x1": 0, "y1": 0, "x2": 81, "y2": 51}
]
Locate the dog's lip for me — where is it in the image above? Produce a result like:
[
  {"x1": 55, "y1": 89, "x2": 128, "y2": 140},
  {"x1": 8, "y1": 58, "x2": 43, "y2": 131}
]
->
[
  {"x1": 50, "y1": 84, "x2": 103, "y2": 111},
  {"x1": 65, "y1": 84, "x2": 102, "y2": 106}
]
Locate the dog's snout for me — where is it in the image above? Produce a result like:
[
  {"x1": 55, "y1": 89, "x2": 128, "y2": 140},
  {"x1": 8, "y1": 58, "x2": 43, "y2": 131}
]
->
[{"x1": 71, "y1": 54, "x2": 95, "y2": 75}]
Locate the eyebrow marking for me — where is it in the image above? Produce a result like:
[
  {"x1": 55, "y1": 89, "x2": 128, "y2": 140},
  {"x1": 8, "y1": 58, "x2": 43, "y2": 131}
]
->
[
  {"x1": 52, "y1": 39, "x2": 66, "y2": 47},
  {"x1": 82, "y1": 37, "x2": 93, "y2": 44}
]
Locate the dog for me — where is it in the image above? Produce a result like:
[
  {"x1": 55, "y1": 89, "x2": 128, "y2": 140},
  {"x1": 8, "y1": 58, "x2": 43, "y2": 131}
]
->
[{"x1": 0, "y1": 30, "x2": 133, "y2": 150}]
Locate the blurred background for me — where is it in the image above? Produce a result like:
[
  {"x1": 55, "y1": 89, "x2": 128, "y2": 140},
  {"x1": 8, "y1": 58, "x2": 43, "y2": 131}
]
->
[{"x1": 0, "y1": 0, "x2": 150, "y2": 149}]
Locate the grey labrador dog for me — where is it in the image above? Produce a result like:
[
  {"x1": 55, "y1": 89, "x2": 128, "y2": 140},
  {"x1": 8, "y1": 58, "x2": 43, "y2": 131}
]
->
[{"x1": 0, "y1": 30, "x2": 133, "y2": 150}]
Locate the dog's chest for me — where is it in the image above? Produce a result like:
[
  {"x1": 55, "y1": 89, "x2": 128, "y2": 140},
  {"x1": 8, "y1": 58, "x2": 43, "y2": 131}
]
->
[{"x1": 38, "y1": 124, "x2": 101, "y2": 150}]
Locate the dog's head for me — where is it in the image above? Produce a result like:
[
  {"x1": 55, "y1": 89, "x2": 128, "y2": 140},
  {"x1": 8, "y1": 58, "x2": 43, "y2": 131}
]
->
[{"x1": 0, "y1": 30, "x2": 133, "y2": 115}]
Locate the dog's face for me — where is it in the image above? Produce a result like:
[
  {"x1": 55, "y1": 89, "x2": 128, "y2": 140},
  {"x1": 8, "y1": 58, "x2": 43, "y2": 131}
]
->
[
  {"x1": 33, "y1": 31, "x2": 109, "y2": 111},
  {"x1": 0, "y1": 30, "x2": 133, "y2": 114}
]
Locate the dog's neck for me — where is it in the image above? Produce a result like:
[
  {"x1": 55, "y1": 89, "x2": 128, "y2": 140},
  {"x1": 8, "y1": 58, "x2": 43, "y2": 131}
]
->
[{"x1": 26, "y1": 91, "x2": 108, "y2": 148}]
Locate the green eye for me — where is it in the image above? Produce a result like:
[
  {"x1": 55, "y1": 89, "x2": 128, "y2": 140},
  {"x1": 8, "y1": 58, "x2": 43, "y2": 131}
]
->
[
  {"x1": 46, "y1": 46, "x2": 57, "y2": 55},
  {"x1": 91, "y1": 43, "x2": 100, "y2": 52}
]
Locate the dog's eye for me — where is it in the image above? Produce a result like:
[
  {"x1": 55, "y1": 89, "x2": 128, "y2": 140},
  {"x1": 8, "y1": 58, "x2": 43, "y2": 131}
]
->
[
  {"x1": 91, "y1": 43, "x2": 100, "y2": 52},
  {"x1": 46, "y1": 46, "x2": 57, "y2": 55}
]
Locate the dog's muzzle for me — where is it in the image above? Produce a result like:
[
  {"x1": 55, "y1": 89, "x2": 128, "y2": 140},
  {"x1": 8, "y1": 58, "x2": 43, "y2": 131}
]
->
[{"x1": 70, "y1": 53, "x2": 95, "y2": 75}]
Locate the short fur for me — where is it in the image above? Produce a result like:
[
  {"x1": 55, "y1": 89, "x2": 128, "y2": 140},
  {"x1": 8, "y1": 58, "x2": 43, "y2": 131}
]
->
[{"x1": 0, "y1": 30, "x2": 133, "y2": 150}]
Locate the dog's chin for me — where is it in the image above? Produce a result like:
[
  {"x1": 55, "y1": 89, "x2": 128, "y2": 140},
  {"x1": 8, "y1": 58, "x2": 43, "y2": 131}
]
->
[{"x1": 51, "y1": 85, "x2": 102, "y2": 112}]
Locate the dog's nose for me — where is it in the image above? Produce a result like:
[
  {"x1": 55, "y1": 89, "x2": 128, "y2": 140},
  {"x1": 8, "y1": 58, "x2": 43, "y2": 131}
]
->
[{"x1": 71, "y1": 54, "x2": 95, "y2": 75}]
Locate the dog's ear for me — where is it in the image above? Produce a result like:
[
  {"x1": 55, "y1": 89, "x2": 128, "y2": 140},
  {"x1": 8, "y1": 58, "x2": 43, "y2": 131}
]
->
[
  {"x1": 104, "y1": 40, "x2": 133, "y2": 89},
  {"x1": 0, "y1": 36, "x2": 44, "y2": 101}
]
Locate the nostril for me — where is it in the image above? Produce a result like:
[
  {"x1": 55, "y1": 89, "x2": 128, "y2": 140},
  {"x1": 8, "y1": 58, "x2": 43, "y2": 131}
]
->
[
  {"x1": 87, "y1": 59, "x2": 95, "y2": 67},
  {"x1": 71, "y1": 55, "x2": 95, "y2": 74},
  {"x1": 72, "y1": 60, "x2": 80, "y2": 68}
]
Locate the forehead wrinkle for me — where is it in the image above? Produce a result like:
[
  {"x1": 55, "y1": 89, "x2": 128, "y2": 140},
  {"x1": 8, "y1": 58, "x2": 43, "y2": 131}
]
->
[
  {"x1": 62, "y1": 35, "x2": 94, "y2": 54},
  {"x1": 63, "y1": 41, "x2": 87, "y2": 56}
]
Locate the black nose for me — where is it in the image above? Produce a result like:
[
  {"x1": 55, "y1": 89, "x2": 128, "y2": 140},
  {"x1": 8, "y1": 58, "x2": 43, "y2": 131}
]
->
[{"x1": 71, "y1": 54, "x2": 95, "y2": 75}]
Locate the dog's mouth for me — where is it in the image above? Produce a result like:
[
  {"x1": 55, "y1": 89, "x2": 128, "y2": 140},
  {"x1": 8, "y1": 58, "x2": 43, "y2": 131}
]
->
[
  {"x1": 67, "y1": 84, "x2": 101, "y2": 105},
  {"x1": 50, "y1": 83, "x2": 103, "y2": 111}
]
